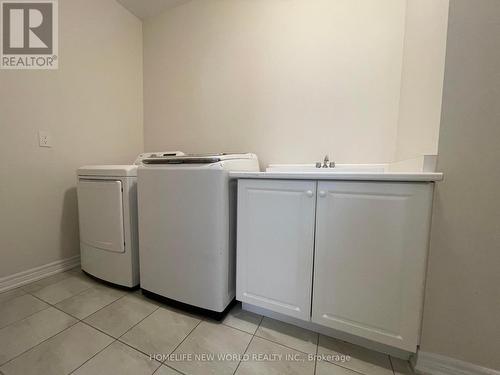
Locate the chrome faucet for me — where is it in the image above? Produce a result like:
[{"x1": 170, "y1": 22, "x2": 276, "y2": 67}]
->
[
  {"x1": 316, "y1": 154, "x2": 336, "y2": 168},
  {"x1": 322, "y1": 154, "x2": 329, "y2": 168}
]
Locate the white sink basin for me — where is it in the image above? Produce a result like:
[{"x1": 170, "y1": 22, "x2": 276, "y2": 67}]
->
[{"x1": 266, "y1": 164, "x2": 387, "y2": 173}]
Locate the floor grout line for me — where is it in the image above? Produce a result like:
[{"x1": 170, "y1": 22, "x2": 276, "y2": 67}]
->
[
  {"x1": 67, "y1": 338, "x2": 117, "y2": 375},
  {"x1": 0, "y1": 288, "x2": 27, "y2": 304},
  {"x1": 152, "y1": 363, "x2": 177, "y2": 375},
  {"x1": 316, "y1": 335, "x2": 395, "y2": 375},
  {"x1": 39, "y1": 279, "x2": 113, "y2": 307},
  {"x1": 19, "y1": 270, "x2": 76, "y2": 293},
  {"x1": 230, "y1": 312, "x2": 264, "y2": 375},
  {"x1": 0, "y1": 302, "x2": 52, "y2": 332},
  {"x1": 160, "y1": 363, "x2": 189, "y2": 375},
  {"x1": 77, "y1": 299, "x2": 160, "y2": 341},
  {"x1": 389, "y1": 355, "x2": 399, "y2": 375},
  {"x1": 76, "y1": 298, "x2": 179, "y2": 375},
  {"x1": 253, "y1": 332, "x2": 318, "y2": 357},
  {"x1": 257, "y1": 314, "x2": 265, "y2": 329},
  {"x1": 116, "y1": 304, "x2": 161, "y2": 339},
  {"x1": 256, "y1": 316, "x2": 321, "y2": 356},
  {"x1": 88, "y1": 302, "x2": 167, "y2": 373},
  {"x1": 13, "y1": 291, "x2": 121, "y2": 342},
  {"x1": 40, "y1": 286, "x2": 99, "y2": 306},
  {"x1": 4, "y1": 275, "x2": 398, "y2": 375},
  {"x1": 313, "y1": 331, "x2": 319, "y2": 375},
  {"x1": 231, "y1": 328, "x2": 258, "y2": 374},
  {"x1": 219, "y1": 318, "x2": 262, "y2": 336},
  {"x1": 77, "y1": 294, "x2": 128, "y2": 320},
  {"x1": 26, "y1": 288, "x2": 128, "y2": 324},
  {"x1": 155, "y1": 307, "x2": 266, "y2": 375},
  {"x1": 0, "y1": 286, "x2": 137, "y2": 368},
  {"x1": 26, "y1": 282, "x2": 98, "y2": 306},
  {"x1": 27, "y1": 285, "x2": 163, "y2": 374},
  {"x1": 160, "y1": 319, "x2": 203, "y2": 366},
  {"x1": 0, "y1": 319, "x2": 81, "y2": 368},
  {"x1": 116, "y1": 338, "x2": 162, "y2": 361},
  {"x1": 0, "y1": 273, "x2": 163, "y2": 374},
  {"x1": 154, "y1": 319, "x2": 203, "y2": 375},
  {"x1": 66, "y1": 292, "x2": 128, "y2": 321},
  {"x1": 318, "y1": 359, "x2": 376, "y2": 375},
  {"x1": 78, "y1": 319, "x2": 126, "y2": 340}
]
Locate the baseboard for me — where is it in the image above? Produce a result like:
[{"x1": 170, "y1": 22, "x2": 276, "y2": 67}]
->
[
  {"x1": 242, "y1": 302, "x2": 411, "y2": 360},
  {"x1": 0, "y1": 255, "x2": 81, "y2": 292},
  {"x1": 415, "y1": 351, "x2": 500, "y2": 375}
]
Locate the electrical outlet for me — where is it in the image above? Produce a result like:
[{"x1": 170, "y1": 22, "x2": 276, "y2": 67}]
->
[{"x1": 38, "y1": 131, "x2": 52, "y2": 147}]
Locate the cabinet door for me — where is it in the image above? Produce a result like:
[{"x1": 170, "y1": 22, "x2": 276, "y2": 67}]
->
[
  {"x1": 312, "y1": 181, "x2": 433, "y2": 351},
  {"x1": 236, "y1": 179, "x2": 316, "y2": 320}
]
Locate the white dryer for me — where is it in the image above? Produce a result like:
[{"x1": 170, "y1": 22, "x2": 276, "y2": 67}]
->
[
  {"x1": 76, "y1": 151, "x2": 183, "y2": 288},
  {"x1": 137, "y1": 153, "x2": 259, "y2": 316}
]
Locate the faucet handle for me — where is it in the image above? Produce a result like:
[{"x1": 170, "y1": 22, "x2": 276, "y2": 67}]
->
[
  {"x1": 322, "y1": 154, "x2": 329, "y2": 168},
  {"x1": 316, "y1": 155, "x2": 334, "y2": 168}
]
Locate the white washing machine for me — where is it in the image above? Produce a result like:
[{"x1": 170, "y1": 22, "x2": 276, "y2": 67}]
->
[
  {"x1": 76, "y1": 151, "x2": 183, "y2": 288},
  {"x1": 137, "y1": 153, "x2": 259, "y2": 316}
]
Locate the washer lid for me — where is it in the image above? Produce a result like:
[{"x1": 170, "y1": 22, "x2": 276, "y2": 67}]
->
[
  {"x1": 77, "y1": 165, "x2": 137, "y2": 177},
  {"x1": 141, "y1": 153, "x2": 257, "y2": 165}
]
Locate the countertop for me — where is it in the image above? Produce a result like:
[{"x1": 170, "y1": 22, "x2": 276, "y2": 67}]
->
[{"x1": 229, "y1": 171, "x2": 443, "y2": 182}]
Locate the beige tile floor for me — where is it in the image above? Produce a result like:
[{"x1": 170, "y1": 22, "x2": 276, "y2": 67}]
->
[{"x1": 0, "y1": 269, "x2": 415, "y2": 375}]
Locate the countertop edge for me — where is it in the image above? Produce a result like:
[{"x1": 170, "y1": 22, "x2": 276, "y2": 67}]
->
[{"x1": 229, "y1": 171, "x2": 444, "y2": 182}]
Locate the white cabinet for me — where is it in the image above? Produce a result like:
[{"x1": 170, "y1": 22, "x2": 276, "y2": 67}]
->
[
  {"x1": 236, "y1": 178, "x2": 434, "y2": 352},
  {"x1": 236, "y1": 179, "x2": 316, "y2": 320},
  {"x1": 312, "y1": 181, "x2": 433, "y2": 352}
]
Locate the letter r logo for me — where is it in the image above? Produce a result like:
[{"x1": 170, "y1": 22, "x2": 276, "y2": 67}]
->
[{"x1": 2, "y1": 2, "x2": 53, "y2": 54}]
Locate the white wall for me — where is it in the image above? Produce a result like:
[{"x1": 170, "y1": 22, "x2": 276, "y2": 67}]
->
[
  {"x1": 0, "y1": 0, "x2": 143, "y2": 278},
  {"x1": 395, "y1": 0, "x2": 449, "y2": 161},
  {"x1": 419, "y1": 0, "x2": 500, "y2": 370},
  {"x1": 143, "y1": 0, "x2": 409, "y2": 167}
]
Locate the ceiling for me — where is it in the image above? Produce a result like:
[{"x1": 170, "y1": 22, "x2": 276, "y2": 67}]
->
[{"x1": 116, "y1": 0, "x2": 190, "y2": 20}]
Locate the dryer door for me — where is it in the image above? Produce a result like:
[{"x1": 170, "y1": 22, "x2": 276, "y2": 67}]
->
[{"x1": 77, "y1": 179, "x2": 125, "y2": 253}]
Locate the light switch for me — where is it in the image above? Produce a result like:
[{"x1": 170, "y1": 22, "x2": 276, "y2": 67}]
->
[{"x1": 38, "y1": 131, "x2": 52, "y2": 147}]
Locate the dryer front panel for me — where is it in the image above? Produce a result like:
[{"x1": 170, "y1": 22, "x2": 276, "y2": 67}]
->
[{"x1": 77, "y1": 179, "x2": 125, "y2": 253}]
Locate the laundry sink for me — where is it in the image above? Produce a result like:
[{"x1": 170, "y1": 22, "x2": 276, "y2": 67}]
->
[{"x1": 266, "y1": 163, "x2": 387, "y2": 173}]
